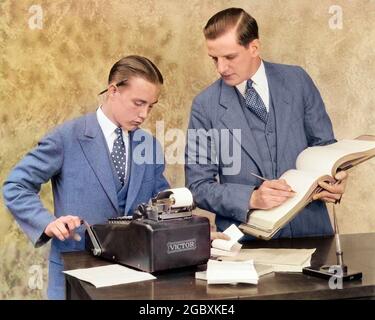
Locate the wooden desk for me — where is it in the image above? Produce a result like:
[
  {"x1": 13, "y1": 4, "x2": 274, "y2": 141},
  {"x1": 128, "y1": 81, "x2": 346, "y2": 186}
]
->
[{"x1": 62, "y1": 233, "x2": 375, "y2": 300}]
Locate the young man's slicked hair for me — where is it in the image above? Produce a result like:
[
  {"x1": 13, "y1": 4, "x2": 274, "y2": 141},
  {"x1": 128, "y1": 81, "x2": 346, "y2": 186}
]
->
[
  {"x1": 203, "y1": 8, "x2": 259, "y2": 47},
  {"x1": 108, "y1": 55, "x2": 163, "y2": 86}
]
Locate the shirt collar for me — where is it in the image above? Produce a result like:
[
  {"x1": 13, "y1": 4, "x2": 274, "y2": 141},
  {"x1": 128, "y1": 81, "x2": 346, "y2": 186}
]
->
[
  {"x1": 96, "y1": 106, "x2": 128, "y2": 138},
  {"x1": 236, "y1": 60, "x2": 267, "y2": 96}
]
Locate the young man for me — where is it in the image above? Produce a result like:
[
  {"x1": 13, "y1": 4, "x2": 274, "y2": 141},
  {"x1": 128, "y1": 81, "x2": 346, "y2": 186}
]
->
[
  {"x1": 185, "y1": 8, "x2": 347, "y2": 236},
  {"x1": 3, "y1": 55, "x2": 169, "y2": 299}
]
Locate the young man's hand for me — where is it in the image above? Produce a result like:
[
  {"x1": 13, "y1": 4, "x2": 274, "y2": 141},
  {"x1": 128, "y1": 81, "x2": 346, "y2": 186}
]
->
[
  {"x1": 210, "y1": 232, "x2": 230, "y2": 241},
  {"x1": 44, "y1": 215, "x2": 82, "y2": 241}
]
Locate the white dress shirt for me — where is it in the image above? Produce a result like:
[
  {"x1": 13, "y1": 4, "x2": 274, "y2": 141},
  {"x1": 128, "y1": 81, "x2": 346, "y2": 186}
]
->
[
  {"x1": 236, "y1": 60, "x2": 270, "y2": 112},
  {"x1": 96, "y1": 106, "x2": 129, "y2": 180}
]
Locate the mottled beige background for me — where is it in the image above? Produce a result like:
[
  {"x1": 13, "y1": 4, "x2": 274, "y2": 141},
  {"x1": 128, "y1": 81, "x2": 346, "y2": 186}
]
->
[{"x1": 1, "y1": 0, "x2": 374, "y2": 299}]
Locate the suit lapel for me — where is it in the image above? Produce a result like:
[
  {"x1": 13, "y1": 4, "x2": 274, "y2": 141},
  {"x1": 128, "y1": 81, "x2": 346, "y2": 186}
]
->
[
  {"x1": 78, "y1": 113, "x2": 119, "y2": 212},
  {"x1": 219, "y1": 81, "x2": 266, "y2": 176},
  {"x1": 124, "y1": 131, "x2": 146, "y2": 213},
  {"x1": 264, "y1": 62, "x2": 293, "y2": 169}
]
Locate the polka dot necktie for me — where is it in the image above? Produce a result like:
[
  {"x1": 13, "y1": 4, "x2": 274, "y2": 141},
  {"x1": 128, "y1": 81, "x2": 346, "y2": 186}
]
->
[
  {"x1": 111, "y1": 127, "x2": 126, "y2": 185},
  {"x1": 244, "y1": 79, "x2": 268, "y2": 123}
]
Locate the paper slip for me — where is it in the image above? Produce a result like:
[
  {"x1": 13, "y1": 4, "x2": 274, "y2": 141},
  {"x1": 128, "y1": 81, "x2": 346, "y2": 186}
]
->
[
  {"x1": 196, "y1": 259, "x2": 258, "y2": 285},
  {"x1": 220, "y1": 248, "x2": 316, "y2": 272},
  {"x1": 63, "y1": 264, "x2": 156, "y2": 288},
  {"x1": 196, "y1": 263, "x2": 273, "y2": 281},
  {"x1": 211, "y1": 224, "x2": 244, "y2": 257}
]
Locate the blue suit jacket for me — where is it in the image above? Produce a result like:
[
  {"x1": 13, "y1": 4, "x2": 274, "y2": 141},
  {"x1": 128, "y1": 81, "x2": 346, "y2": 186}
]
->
[
  {"x1": 3, "y1": 112, "x2": 169, "y2": 299},
  {"x1": 185, "y1": 61, "x2": 335, "y2": 237}
]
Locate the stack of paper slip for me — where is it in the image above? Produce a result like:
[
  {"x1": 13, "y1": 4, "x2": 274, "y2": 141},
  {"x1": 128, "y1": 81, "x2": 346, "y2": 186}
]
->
[
  {"x1": 196, "y1": 259, "x2": 258, "y2": 285},
  {"x1": 196, "y1": 263, "x2": 273, "y2": 282},
  {"x1": 63, "y1": 264, "x2": 156, "y2": 288},
  {"x1": 211, "y1": 224, "x2": 244, "y2": 257},
  {"x1": 219, "y1": 248, "x2": 316, "y2": 272}
]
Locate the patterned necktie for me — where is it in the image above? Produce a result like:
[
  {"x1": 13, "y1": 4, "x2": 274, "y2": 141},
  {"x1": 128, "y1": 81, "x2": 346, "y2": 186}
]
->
[
  {"x1": 244, "y1": 79, "x2": 268, "y2": 123},
  {"x1": 111, "y1": 127, "x2": 127, "y2": 185}
]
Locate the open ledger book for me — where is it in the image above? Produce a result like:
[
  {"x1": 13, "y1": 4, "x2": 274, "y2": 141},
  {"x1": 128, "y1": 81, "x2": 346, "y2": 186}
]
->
[{"x1": 239, "y1": 135, "x2": 375, "y2": 240}]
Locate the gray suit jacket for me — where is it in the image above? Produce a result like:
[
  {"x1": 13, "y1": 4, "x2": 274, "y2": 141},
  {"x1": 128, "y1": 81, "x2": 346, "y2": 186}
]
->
[
  {"x1": 3, "y1": 112, "x2": 169, "y2": 298},
  {"x1": 185, "y1": 61, "x2": 335, "y2": 237}
]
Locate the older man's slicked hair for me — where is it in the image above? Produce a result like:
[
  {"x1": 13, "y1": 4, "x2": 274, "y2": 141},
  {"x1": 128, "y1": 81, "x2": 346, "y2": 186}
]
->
[{"x1": 203, "y1": 8, "x2": 259, "y2": 47}]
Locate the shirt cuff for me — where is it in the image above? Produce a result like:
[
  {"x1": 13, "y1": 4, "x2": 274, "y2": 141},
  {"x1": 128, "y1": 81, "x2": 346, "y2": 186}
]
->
[{"x1": 35, "y1": 232, "x2": 52, "y2": 248}]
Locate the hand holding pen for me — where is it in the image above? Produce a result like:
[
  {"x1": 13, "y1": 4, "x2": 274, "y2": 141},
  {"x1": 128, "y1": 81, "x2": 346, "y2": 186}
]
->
[{"x1": 249, "y1": 172, "x2": 296, "y2": 210}]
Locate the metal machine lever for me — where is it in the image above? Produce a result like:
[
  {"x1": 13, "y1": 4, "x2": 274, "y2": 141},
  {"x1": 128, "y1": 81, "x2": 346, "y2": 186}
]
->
[{"x1": 82, "y1": 220, "x2": 102, "y2": 256}]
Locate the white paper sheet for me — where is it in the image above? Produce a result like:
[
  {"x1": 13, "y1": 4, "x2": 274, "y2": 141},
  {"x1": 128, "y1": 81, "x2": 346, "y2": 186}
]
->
[
  {"x1": 63, "y1": 264, "x2": 156, "y2": 288},
  {"x1": 198, "y1": 259, "x2": 258, "y2": 285},
  {"x1": 220, "y1": 248, "x2": 316, "y2": 272},
  {"x1": 196, "y1": 263, "x2": 273, "y2": 281}
]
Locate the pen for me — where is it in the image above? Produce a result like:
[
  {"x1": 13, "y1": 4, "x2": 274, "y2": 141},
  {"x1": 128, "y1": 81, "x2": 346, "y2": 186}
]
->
[
  {"x1": 250, "y1": 172, "x2": 296, "y2": 193},
  {"x1": 249, "y1": 172, "x2": 268, "y2": 181}
]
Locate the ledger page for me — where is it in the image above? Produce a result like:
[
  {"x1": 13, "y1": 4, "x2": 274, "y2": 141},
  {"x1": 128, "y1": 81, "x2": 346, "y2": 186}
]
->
[
  {"x1": 296, "y1": 139, "x2": 375, "y2": 175},
  {"x1": 248, "y1": 169, "x2": 321, "y2": 230}
]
